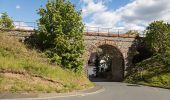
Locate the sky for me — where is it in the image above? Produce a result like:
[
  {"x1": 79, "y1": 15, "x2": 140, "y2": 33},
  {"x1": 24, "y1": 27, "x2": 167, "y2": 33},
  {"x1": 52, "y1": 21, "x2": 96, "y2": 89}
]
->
[{"x1": 0, "y1": 0, "x2": 170, "y2": 30}]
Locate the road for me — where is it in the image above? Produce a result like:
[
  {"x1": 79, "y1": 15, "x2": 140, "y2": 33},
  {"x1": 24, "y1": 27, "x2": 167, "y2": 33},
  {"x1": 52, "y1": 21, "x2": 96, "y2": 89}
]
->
[{"x1": 53, "y1": 81, "x2": 170, "y2": 100}]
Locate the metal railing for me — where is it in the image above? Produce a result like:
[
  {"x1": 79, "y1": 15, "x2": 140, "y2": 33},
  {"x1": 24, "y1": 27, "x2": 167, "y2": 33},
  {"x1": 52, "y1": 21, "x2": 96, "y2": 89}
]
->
[
  {"x1": 12, "y1": 21, "x2": 146, "y2": 37},
  {"x1": 84, "y1": 26, "x2": 146, "y2": 37},
  {"x1": 13, "y1": 21, "x2": 38, "y2": 30}
]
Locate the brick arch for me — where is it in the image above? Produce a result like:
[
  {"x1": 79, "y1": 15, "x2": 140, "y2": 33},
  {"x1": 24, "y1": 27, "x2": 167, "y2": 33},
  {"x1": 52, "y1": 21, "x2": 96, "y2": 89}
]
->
[
  {"x1": 85, "y1": 40, "x2": 125, "y2": 81},
  {"x1": 86, "y1": 40, "x2": 123, "y2": 61}
]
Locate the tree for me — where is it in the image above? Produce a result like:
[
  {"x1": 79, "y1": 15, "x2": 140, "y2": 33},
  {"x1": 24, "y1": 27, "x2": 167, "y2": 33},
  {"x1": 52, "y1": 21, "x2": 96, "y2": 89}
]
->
[
  {"x1": 0, "y1": 12, "x2": 14, "y2": 29},
  {"x1": 37, "y1": 0, "x2": 84, "y2": 72},
  {"x1": 94, "y1": 54, "x2": 100, "y2": 77},
  {"x1": 126, "y1": 30, "x2": 139, "y2": 36},
  {"x1": 145, "y1": 21, "x2": 170, "y2": 65},
  {"x1": 94, "y1": 48, "x2": 112, "y2": 78},
  {"x1": 145, "y1": 21, "x2": 170, "y2": 54}
]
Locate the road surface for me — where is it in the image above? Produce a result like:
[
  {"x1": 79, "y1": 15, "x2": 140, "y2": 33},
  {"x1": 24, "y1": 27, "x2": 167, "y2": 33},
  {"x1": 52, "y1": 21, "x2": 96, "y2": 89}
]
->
[{"x1": 52, "y1": 81, "x2": 170, "y2": 100}]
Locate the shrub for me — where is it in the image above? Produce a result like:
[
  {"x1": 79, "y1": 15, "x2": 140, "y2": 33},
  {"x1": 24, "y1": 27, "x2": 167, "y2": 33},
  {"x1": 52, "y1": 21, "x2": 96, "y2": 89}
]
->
[
  {"x1": 0, "y1": 12, "x2": 14, "y2": 29},
  {"x1": 36, "y1": 0, "x2": 85, "y2": 72}
]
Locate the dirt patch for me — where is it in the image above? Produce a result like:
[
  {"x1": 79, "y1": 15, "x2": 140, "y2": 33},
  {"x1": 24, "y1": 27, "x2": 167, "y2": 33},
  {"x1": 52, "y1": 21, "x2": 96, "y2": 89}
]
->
[
  {"x1": 3, "y1": 73, "x2": 58, "y2": 85},
  {"x1": 0, "y1": 69, "x2": 63, "y2": 85},
  {"x1": 0, "y1": 72, "x2": 65, "y2": 93}
]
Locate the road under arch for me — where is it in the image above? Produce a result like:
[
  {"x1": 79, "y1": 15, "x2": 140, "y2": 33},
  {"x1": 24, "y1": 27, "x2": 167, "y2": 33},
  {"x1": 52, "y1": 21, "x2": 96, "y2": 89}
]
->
[{"x1": 87, "y1": 44, "x2": 124, "y2": 82}]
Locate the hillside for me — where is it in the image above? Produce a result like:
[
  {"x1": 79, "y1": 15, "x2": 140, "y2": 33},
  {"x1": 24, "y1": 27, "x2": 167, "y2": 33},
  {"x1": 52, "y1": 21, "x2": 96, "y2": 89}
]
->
[
  {"x1": 125, "y1": 55, "x2": 170, "y2": 89},
  {"x1": 0, "y1": 32, "x2": 93, "y2": 93}
]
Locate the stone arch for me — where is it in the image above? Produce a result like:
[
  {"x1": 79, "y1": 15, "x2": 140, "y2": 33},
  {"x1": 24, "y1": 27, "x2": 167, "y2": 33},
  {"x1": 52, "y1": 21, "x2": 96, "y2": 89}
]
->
[
  {"x1": 85, "y1": 40, "x2": 125, "y2": 81},
  {"x1": 86, "y1": 40, "x2": 122, "y2": 58}
]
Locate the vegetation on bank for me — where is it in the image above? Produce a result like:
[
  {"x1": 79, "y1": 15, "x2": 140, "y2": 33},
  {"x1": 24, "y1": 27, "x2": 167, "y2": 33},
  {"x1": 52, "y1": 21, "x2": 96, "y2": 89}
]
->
[
  {"x1": 125, "y1": 55, "x2": 170, "y2": 89},
  {"x1": 33, "y1": 0, "x2": 85, "y2": 73},
  {"x1": 0, "y1": 12, "x2": 14, "y2": 29},
  {"x1": 0, "y1": 32, "x2": 93, "y2": 93},
  {"x1": 0, "y1": 0, "x2": 93, "y2": 93},
  {"x1": 125, "y1": 21, "x2": 170, "y2": 89}
]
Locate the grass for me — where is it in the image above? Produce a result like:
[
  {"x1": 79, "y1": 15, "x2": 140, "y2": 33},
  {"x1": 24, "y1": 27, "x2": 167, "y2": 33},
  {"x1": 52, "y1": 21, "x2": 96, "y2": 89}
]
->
[
  {"x1": 0, "y1": 31, "x2": 93, "y2": 93},
  {"x1": 125, "y1": 55, "x2": 170, "y2": 89}
]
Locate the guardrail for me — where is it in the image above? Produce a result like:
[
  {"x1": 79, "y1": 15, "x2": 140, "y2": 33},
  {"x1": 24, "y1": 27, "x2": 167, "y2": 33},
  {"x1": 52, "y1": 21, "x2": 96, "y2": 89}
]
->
[
  {"x1": 13, "y1": 21, "x2": 38, "y2": 30},
  {"x1": 84, "y1": 26, "x2": 145, "y2": 37},
  {"x1": 12, "y1": 21, "x2": 146, "y2": 37}
]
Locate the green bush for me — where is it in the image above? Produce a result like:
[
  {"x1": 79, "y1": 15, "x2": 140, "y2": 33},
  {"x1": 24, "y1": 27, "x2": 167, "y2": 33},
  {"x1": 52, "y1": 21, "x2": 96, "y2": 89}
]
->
[
  {"x1": 36, "y1": 0, "x2": 85, "y2": 72},
  {"x1": 125, "y1": 55, "x2": 170, "y2": 89},
  {"x1": 145, "y1": 21, "x2": 170, "y2": 54},
  {"x1": 0, "y1": 12, "x2": 14, "y2": 29},
  {"x1": 125, "y1": 21, "x2": 170, "y2": 89}
]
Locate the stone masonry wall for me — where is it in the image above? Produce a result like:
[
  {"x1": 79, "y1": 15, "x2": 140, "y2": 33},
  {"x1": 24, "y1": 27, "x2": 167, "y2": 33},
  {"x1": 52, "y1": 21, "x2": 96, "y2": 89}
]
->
[
  {"x1": 84, "y1": 35, "x2": 138, "y2": 75},
  {"x1": 0, "y1": 29, "x2": 138, "y2": 76}
]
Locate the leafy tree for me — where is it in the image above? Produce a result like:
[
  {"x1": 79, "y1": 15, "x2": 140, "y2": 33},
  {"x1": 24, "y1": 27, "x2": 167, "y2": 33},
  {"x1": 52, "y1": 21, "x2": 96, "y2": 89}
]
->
[
  {"x1": 145, "y1": 21, "x2": 170, "y2": 65},
  {"x1": 126, "y1": 30, "x2": 139, "y2": 36},
  {"x1": 0, "y1": 12, "x2": 14, "y2": 29},
  {"x1": 37, "y1": 0, "x2": 84, "y2": 72},
  {"x1": 145, "y1": 21, "x2": 170, "y2": 54},
  {"x1": 94, "y1": 54, "x2": 100, "y2": 77},
  {"x1": 94, "y1": 48, "x2": 112, "y2": 78}
]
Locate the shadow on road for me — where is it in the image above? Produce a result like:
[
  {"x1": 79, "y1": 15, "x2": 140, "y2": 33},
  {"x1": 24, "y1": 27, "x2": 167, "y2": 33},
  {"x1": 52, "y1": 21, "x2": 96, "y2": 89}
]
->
[
  {"x1": 89, "y1": 77, "x2": 141, "y2": 88},
  {"x1": 126, "y1": 84, "x2": 141, "y2": 87},
  {"x1": 89, "y1": 77, "x2": 113, "y2": 82}
]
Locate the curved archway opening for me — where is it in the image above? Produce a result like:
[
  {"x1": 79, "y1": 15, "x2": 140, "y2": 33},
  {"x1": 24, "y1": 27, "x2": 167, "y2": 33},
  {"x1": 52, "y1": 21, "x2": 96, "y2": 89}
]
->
[{"x1": 87, "y1": 44, "x2": 124, "y2": 82}]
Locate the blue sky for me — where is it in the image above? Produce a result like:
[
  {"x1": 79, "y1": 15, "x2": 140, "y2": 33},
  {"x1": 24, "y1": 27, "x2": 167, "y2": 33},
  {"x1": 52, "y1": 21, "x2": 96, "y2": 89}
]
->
[
  {"x1": 0, "y1": 0, "x2": 170, "y2": 30},
  {"x1": 0, "y1": 0, "x2": 47, "y2": 22},
  {"x1": 0, "y1": 0, "x2": 129, "y2": 22}
]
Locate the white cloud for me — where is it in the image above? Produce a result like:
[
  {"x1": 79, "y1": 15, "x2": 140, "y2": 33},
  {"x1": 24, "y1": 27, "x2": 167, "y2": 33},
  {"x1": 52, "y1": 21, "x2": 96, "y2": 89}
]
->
[
  {"x1": 16, "y1": 5, "x2": 21, "y2": 9},
  {"x1": 89, "y1": 11, "x2": 120, "y2": 27},
  {"x1": 118, "y1": 0, "x2": 170, "y2": 25},
  {"x1": 82, "y1": 0, "x2": 106, "y2": 17},
  {"x1": 14, "y1": 22, "x2": 34, "y2": 30},
  {"x1": 82, "y1": 0, "x2": 170, "y2": 31}
]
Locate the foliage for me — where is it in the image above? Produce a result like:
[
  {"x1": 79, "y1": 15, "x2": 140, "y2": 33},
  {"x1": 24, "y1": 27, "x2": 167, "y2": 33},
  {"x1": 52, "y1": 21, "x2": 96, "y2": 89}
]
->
[
  {"x1": 145, "y1": 21, "x2": 170, "y2": 54},
  {"x1": 0, "y1": 12, "x2": 14, "y2": 29},
  {"x1": 36, "y1": 0, "x2": 84, "y2": 72},
  {"x1": 94, "y1": 54, "x2": 100, "y2": 76},
  {"x1": 132, "y1": 45, "x2": 152, "y2": 64},
  {"x1": 93, "y1": 48, "x2": 112, "y2": 78},
  {"x1": 126, "y1": 30, "x2": 139, "y2": 36},
  {"x1": 0, "y1": 32, "x2": 93, "y2": 93},
  {"x1": 144, "y1": 21, "x2": 170, "y2": 65},
  {"x1": 125, "y1": 55, "x2": 170, "y2": 89},
  {"x1": 126, "y1": 21, "x2": 170, "y2": 89}
]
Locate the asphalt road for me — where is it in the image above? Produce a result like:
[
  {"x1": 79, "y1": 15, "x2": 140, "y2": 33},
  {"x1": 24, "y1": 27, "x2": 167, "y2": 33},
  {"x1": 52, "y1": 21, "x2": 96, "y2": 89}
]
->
[{"x1": 53, "y1": 82, "x2": 170, "y2": 100}]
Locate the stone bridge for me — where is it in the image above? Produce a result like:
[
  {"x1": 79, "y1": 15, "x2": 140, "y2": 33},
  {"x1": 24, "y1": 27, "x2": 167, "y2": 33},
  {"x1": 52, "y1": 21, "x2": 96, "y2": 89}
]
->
[
  {"x1": 0, "y1": 29, "x2": 140, "y2": 81},
  {"x1": 83, "y1": 32, "x2": 139, "y2": 81}
]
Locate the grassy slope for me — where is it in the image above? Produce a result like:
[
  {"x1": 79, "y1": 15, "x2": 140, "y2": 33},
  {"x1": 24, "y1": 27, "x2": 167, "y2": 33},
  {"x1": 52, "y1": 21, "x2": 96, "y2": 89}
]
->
[
  {"x1": 0, "y1": 32, "x2": 93, "y2": 93},
  {"x1": 125, "y1": 56, "x2": 170, "y2": 89}
]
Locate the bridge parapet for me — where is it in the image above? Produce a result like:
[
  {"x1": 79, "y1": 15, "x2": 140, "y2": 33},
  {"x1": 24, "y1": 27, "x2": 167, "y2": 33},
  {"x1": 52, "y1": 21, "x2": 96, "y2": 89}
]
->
[
  {"x1": 84, "y1": 26, "x2": 145, "y2": 37},
  {"x1": 83, "y1": 32, "x2": 137, "y2": 38},
  {"x1": 0, "y1": 28, "x2": 141, "y2": 38},
  {"x1": 3, "y1": 21, "x2": 146, "y2": 37}
]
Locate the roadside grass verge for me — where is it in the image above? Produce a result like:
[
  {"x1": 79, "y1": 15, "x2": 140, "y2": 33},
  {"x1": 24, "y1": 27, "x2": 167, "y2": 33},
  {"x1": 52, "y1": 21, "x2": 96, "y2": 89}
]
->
[{"x1": 125, "y1": 55, "x2": 170, "y2": 89}]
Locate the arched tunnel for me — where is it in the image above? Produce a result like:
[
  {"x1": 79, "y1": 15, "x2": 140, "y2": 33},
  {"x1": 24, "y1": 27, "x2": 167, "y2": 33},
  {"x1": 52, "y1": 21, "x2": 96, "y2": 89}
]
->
[{"x1": 87, "y1": 44, "x2": 125, "y2": 82}]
